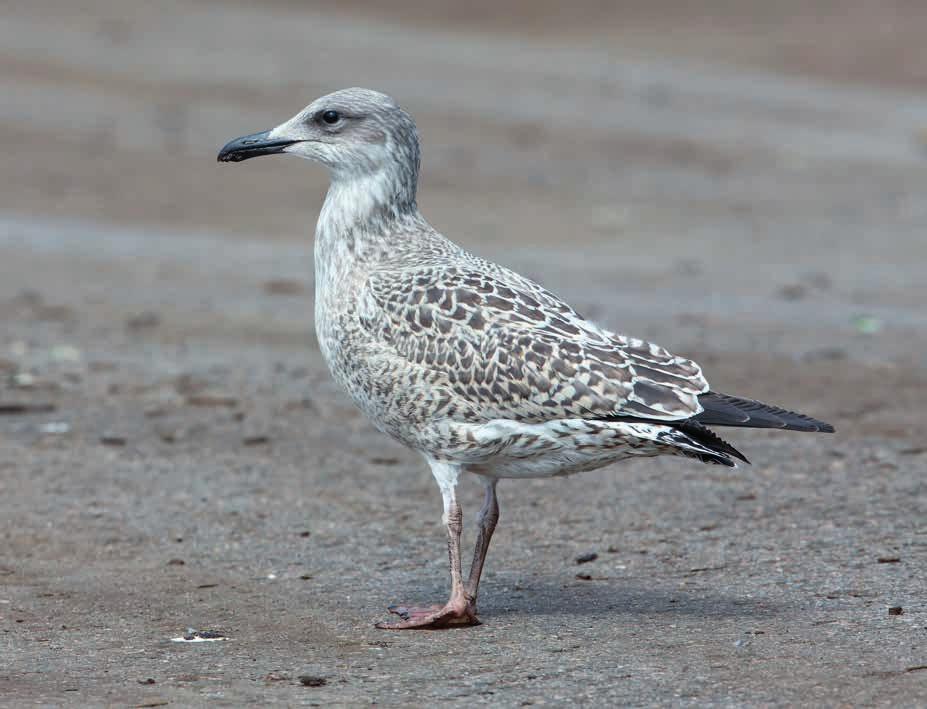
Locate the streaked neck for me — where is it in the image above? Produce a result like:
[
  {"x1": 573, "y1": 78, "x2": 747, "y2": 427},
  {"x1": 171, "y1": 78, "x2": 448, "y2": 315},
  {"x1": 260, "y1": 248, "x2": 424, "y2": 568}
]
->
[
  {"x1": 319, "y1": 162, "x2": 417, "y2": 235},
  {"x1": 314, "y1": 168, "x2": 420, "y2": 287}
]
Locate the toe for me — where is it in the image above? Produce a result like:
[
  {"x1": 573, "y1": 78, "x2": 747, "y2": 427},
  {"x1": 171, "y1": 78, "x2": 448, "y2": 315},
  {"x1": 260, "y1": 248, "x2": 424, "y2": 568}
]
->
[
  {"x1": 386, "y1": 603, "x2": 443, "y2": 620},
  {"x1": 376, "y1": 602, "x2": 480, "y2": 629}
]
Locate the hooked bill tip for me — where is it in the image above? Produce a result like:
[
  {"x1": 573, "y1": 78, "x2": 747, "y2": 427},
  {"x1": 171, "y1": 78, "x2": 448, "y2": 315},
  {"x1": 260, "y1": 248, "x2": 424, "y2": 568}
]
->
[{"x1": 217, "y1": 131, "x2": 298, "y2": 163}]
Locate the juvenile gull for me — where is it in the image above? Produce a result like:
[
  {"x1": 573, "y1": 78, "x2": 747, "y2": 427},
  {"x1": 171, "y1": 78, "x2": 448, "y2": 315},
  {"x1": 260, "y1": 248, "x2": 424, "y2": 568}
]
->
[{"x1": 218, "y1": 88, "x2": 834, "y2": 629}]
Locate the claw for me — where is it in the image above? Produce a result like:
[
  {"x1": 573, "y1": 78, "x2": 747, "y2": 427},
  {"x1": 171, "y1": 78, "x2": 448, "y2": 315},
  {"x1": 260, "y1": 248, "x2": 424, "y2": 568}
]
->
[{"x1": 386, "y1": 604, "x2": 410, "y2": 620}]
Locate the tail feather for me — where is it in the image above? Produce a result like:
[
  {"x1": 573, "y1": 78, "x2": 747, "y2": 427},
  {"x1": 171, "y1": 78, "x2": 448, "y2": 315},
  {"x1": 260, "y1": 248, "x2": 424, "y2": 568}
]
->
[
  {"x1": 674, "y1": 420, "x2": 750, "y2": 464},
  {"x1": 692, "y1": 392, "x2": 835, "y2": 433},
  {"x1": 599, "y1": 390, "x2": 833, "y2": 468},
  {"x1": 658, "y1": 426, "x2": 739, "y2": 467},
  {"x1": 676, "y1": 448, "x2": 737, "y2": 467}
]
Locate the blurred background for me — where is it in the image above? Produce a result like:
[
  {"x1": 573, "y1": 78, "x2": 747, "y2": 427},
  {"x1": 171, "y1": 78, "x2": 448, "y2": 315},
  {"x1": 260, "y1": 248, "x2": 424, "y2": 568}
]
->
[
  {"x1": 4, "y1": 1, "x2": 927, "y2": 366},
  {"x1": 3, "y1": 2, "x2": 927, "y2": 705}
]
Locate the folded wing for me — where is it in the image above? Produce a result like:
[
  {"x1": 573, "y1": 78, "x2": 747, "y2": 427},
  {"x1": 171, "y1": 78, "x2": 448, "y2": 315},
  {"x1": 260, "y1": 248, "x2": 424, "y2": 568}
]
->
[{"x1": 360, "y1": 260, "x2": 709, "y2": 424}]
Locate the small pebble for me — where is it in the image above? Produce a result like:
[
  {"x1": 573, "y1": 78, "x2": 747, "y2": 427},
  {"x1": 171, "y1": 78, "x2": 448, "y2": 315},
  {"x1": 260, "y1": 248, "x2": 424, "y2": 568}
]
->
[
  {"x1": 852, "y1": 314, "x2": 882, "y2": 335},
  {"x1": 39, "y1": 421, "x2": 70, "y2": 435},
  {"x1": 186, "y1": 394, "x2": 238, "y2": 408},
  {"x1": 370, "y1": 456, "x2": 400, "y2": 465},
  {"x1": 88, "y1": 361, "x2": 118, "y2": 372},
  {"x1": 803, "y1": 347, "x2": 847, "y2": 362},
  {"x1": 264, "y1": 279, "x2": 305, "y2": 295},
  {"x1": 285, "y1": 398, "x2": 316, "y2": 410},
  {"x1": 34, "y1": 304, "x2": 75, "y2": 321},
  {"x1": 126, "y1": 311, "x2": 161, "y2": 330},
  {"x1": 0, "y1": 403, "x2": 56, "y2": 415},
  {"x1": 575, "y1": 552, "x2": 598, "y2": 565},
  {"x1": 50, "y1": 345, "x2": 82, "y2": 363},
  {"x1": 777, "y1": 284, "x2": 807, "y2": 301},
  {"x1": 156, "y1": 427, "x2": 178, "y2": 443},
  {"x1": 13, "y1": 372, "x2": 35, "y2": 388},
  {"x1": 173, "y1": 629, "x2": 229, "y2": 642},
  {"x1": 242, "y1": 434, "x2": 270, "y2": 446}
]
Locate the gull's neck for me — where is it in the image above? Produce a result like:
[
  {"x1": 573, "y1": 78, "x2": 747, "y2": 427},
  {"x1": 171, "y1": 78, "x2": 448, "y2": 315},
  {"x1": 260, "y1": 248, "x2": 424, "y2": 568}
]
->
[
  {"x1": 314, "y1": 164, "x2": 423, "y2": 289},
  {"x1": 319, "y1": 166, "x2": 415, "y2": 235},
  {"x1": 319, "y1": 160, "x2": 420, "y2": 243}
]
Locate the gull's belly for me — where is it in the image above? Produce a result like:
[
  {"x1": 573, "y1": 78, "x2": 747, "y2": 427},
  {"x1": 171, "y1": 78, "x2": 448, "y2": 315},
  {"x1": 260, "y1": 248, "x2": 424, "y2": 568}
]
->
[
  {"x1": 416, "y1": 418, "x2": 675, "y2": 479},
  {"x1": 467, "y1": 446, "x2": 646, "y2": 479}
]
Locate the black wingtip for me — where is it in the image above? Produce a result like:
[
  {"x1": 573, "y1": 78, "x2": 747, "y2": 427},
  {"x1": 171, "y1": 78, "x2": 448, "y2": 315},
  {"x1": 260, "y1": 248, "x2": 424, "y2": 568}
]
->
[{"x1": 693, "y1": 392, "x2": 835, "y2": 433}]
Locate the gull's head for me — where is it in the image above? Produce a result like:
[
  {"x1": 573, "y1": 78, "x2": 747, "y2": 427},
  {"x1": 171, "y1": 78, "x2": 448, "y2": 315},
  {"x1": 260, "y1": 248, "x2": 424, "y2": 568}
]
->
[{"x1": 217, "y1": 88, "x2": 419, "y2": 182}]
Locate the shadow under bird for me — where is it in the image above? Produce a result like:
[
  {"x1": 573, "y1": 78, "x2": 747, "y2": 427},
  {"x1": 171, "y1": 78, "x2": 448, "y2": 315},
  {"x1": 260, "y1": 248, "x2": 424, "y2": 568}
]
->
[{"x1": 218, "y1": 88, "x2": 834, "y2": 629}]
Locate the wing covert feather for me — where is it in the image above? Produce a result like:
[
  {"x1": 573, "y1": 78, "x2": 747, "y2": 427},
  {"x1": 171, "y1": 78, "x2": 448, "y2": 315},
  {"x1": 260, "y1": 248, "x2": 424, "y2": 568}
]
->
[{"x1": 360, "y1": 263, "x2": 707, "y2": 423}]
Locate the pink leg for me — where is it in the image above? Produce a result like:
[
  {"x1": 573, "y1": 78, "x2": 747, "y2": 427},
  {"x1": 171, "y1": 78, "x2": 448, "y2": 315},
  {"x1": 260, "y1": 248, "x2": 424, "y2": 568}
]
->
[
  {"x1": 465, "y1": 479, "x2": 499, "y2": 608},
  {"x1": 376, "y1": 462, "x2": 479, "y2": 630}
]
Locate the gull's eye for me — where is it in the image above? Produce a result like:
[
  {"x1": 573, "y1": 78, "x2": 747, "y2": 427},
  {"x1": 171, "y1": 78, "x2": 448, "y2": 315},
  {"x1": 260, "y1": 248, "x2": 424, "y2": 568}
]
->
[{"x1": 321, "y1": 110, "x2": 341, "y2": 125}]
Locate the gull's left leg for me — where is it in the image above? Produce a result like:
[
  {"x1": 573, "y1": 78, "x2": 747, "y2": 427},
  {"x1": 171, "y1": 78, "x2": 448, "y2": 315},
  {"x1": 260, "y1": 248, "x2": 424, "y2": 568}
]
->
[
  {"x1": 464, "y1": 478, "x2": 499, "y2": 610},
  {"x1": 376, "y1": 459, "x2": 479, "y2": 630}
]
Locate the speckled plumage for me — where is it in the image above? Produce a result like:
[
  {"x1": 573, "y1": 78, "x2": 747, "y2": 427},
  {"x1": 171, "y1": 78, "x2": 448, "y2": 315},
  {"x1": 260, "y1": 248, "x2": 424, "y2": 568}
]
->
[
  {"x1": 322, "y1": 233, "x2": 726, "y2": 476},
  {"x1": 219, "y1": 88, "x2": 833, "y2": 628},
  {"x1": 292, "y1": 90, "x2": 720, "y2": 478}
]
